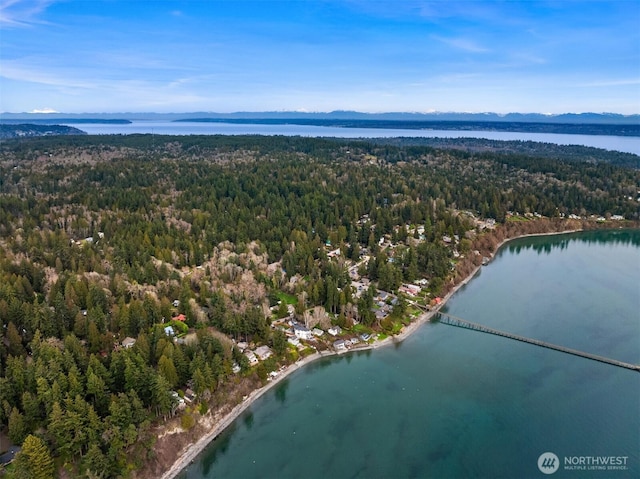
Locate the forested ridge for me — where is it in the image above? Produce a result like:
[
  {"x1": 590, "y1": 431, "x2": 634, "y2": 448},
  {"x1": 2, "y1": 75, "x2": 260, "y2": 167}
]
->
[
  {"x1": 0, "y1": 135, "x2": 638, "y2": 478},
  {"x1": 175, "y1": 118, "x2": 640, "y2": 137},
  {"x1": 0, "y1": 124, "x2": 87, "y2": 140},
  {"x1": 366, "y1": 137, "x2": 640, "y2": 168}
]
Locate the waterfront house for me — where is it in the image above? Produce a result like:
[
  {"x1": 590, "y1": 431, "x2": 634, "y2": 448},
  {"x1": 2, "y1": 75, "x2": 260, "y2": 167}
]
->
[
  {"x1": 255, "y1": 345, "x2": 273, "y2": 361},
  {"x1": 293, "y1": 323, "x2": 313, "y2": 340},
  {"x1": 170, "y1": 391, "x2": 186, "y2": 410},
  {"x1": 399, "y1": 284, "x2": 421, "y2": 297},
  {"x1": 184, "y1": 389, "x2": 196, "y2": 403},
  {"x1": 333, "y1": 339, "x2": 347, "y2": 351},
  {"x1": 328, "y1": 326, "x2": 342, "y2": 336},
  {"x1": 398, "y1": 285, "x2": 413, "y2": 296},
  {"x1": 244, "y1": 350, "x2": 258, "y2": 366},
  {"x1": 429, "y1": 297, "x2": 443, "y2": 309}
]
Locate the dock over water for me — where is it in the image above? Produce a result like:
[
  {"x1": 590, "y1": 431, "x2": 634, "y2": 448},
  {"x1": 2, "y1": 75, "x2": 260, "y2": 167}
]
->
[{"x1": 434, "y1": 312, "x2": 640, "y2": 372}]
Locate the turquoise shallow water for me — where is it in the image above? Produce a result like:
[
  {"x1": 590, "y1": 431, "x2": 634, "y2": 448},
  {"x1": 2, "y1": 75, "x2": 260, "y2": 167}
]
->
[{"x1": 179, "y1": 230, "x2": 640, "y2": 479}]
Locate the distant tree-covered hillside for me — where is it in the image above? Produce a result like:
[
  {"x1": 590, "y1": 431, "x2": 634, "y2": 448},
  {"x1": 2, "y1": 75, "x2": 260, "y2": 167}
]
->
[
  {"x1": 0, "y1": 124, "x2": 87, "y2": 140},
  {"x1": 365, "y1": 137, "x2": 640, "y2": 169}
]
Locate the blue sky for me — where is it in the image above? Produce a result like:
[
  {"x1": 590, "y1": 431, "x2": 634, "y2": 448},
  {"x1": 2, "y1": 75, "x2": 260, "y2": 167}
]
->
[{"x1": 1, "y1": 0, "x2": 639, "y2": 114}]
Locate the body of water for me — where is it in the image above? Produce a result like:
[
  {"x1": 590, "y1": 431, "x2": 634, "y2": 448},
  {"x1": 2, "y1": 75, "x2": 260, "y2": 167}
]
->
[
  {"x1": 178, "y1": 230, "x2": 640, "y2": 479},
  {"x1": 65, "y1": 121, "x2": 640, "y2": 155}
]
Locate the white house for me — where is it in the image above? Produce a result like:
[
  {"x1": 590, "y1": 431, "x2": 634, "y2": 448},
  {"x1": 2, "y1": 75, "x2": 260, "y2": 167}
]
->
[
  {"x1": 170, "y1": 391, "x2": 186, "y2": 411},
  {"x1": 255, "y1": 345, "x2": 273, "y2": 361},
  {"x1": 244, "y1": 350, "x2": 258, "y2": 366},
  {"x1": 293, "y1": 323, "x2": 313, "y2": 340},
  {"x1": 333, "y1": 339, "x2": 347, "y2": 350},
  {"x1": 327, "y1": 326, "x2": 342, "y2": 336}
]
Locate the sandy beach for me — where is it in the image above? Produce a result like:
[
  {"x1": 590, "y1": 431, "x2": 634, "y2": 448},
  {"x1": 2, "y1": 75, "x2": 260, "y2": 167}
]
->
[{"x1": 161, "y1": 227, "x2": 590, "y2": 479}]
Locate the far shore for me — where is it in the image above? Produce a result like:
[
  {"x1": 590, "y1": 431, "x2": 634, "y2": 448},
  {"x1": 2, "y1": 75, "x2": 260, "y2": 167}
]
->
[{"x1": 160, "y1": 225, "x2": 614, "y2": 479}]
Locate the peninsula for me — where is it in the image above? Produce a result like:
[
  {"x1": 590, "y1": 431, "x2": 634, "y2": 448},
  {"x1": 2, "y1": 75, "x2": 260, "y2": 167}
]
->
[{"x1": 0, "y1": 134, "x2": 637, "y2": 478}]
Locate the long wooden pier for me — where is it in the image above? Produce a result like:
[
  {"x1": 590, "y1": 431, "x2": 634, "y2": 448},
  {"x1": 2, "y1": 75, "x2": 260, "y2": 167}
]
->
[{"x1": 433, "y1": 312, "x2": 640, "y2": 372}]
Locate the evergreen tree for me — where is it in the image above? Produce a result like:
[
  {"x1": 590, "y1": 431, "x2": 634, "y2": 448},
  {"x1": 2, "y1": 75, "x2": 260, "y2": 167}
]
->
[
  {"x1": 158, "y1": 355, "x2": 179, "y2": 389},
  {"x1": 152, "y1": 374, "x2": 174, "y2": 419},
  {"x1": 8, "y1": 407, "x2": 28, "y2": 445},
  {"x1": 6, "y1": 321, "x2": 25, "y2": 356},
  {"x1": 12, "y1": 434, "x2": 55, "y2": 479},
  {"x1": 271, "y1": 329, "x2": 287, "y2": 356},
  {"x1": 82, "y1": 443, "x2": 109, "y2": 479}
]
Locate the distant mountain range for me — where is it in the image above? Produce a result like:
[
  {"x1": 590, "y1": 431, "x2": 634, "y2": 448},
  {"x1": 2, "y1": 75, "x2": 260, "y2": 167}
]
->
[{"x1": 1, "y1": 110, "x2": 638, "y2": 125}]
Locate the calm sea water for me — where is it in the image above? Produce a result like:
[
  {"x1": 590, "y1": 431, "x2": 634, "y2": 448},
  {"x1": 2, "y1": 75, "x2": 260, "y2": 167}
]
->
[
  {"x1": 178, "y1": 230, "x2": 640, "y2": 479},
  {"x1": 65, "y1": 121, "x2": 640, "y2": 155}
]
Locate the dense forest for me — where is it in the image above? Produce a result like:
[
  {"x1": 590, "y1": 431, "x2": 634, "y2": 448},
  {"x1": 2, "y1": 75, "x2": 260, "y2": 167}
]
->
[{"x1": 0, "y1": 134, "x2": 638, "y2": 477}]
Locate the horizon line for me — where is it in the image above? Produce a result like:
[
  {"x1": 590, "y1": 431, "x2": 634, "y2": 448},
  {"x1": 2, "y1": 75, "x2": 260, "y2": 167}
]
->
[{"x1": 2, "y1": 110, "x2": 639, "y2": 117}]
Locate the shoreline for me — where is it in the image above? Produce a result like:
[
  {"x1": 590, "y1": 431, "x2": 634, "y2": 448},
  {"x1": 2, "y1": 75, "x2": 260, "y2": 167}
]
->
[
  {"x1": 159, "y1": 348, "x2": 337, "y2": 479},
  {"x1": 160, "y1": 225, "x2": 614, "y2": 479},
  {"x1": 160, "y1": 260, "x2": 480, "y2": 479}
]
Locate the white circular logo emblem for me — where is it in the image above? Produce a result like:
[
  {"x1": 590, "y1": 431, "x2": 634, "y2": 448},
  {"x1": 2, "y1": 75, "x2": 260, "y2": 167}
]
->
[{"x1": 538, "y1": 452, "x2": 560, "y2": 474}]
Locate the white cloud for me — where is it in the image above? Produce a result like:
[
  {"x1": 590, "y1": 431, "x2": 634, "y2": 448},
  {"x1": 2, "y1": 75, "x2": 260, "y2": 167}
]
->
[
  {"x1": 0, "y1": 0, "x2": 55, "y2": 27},
  {"x1": 0, "y1": 57, "x2": 215, "y2": 112},
  {"x1": 0, "y1": 60, "x2": 96, "y2": 89}
]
